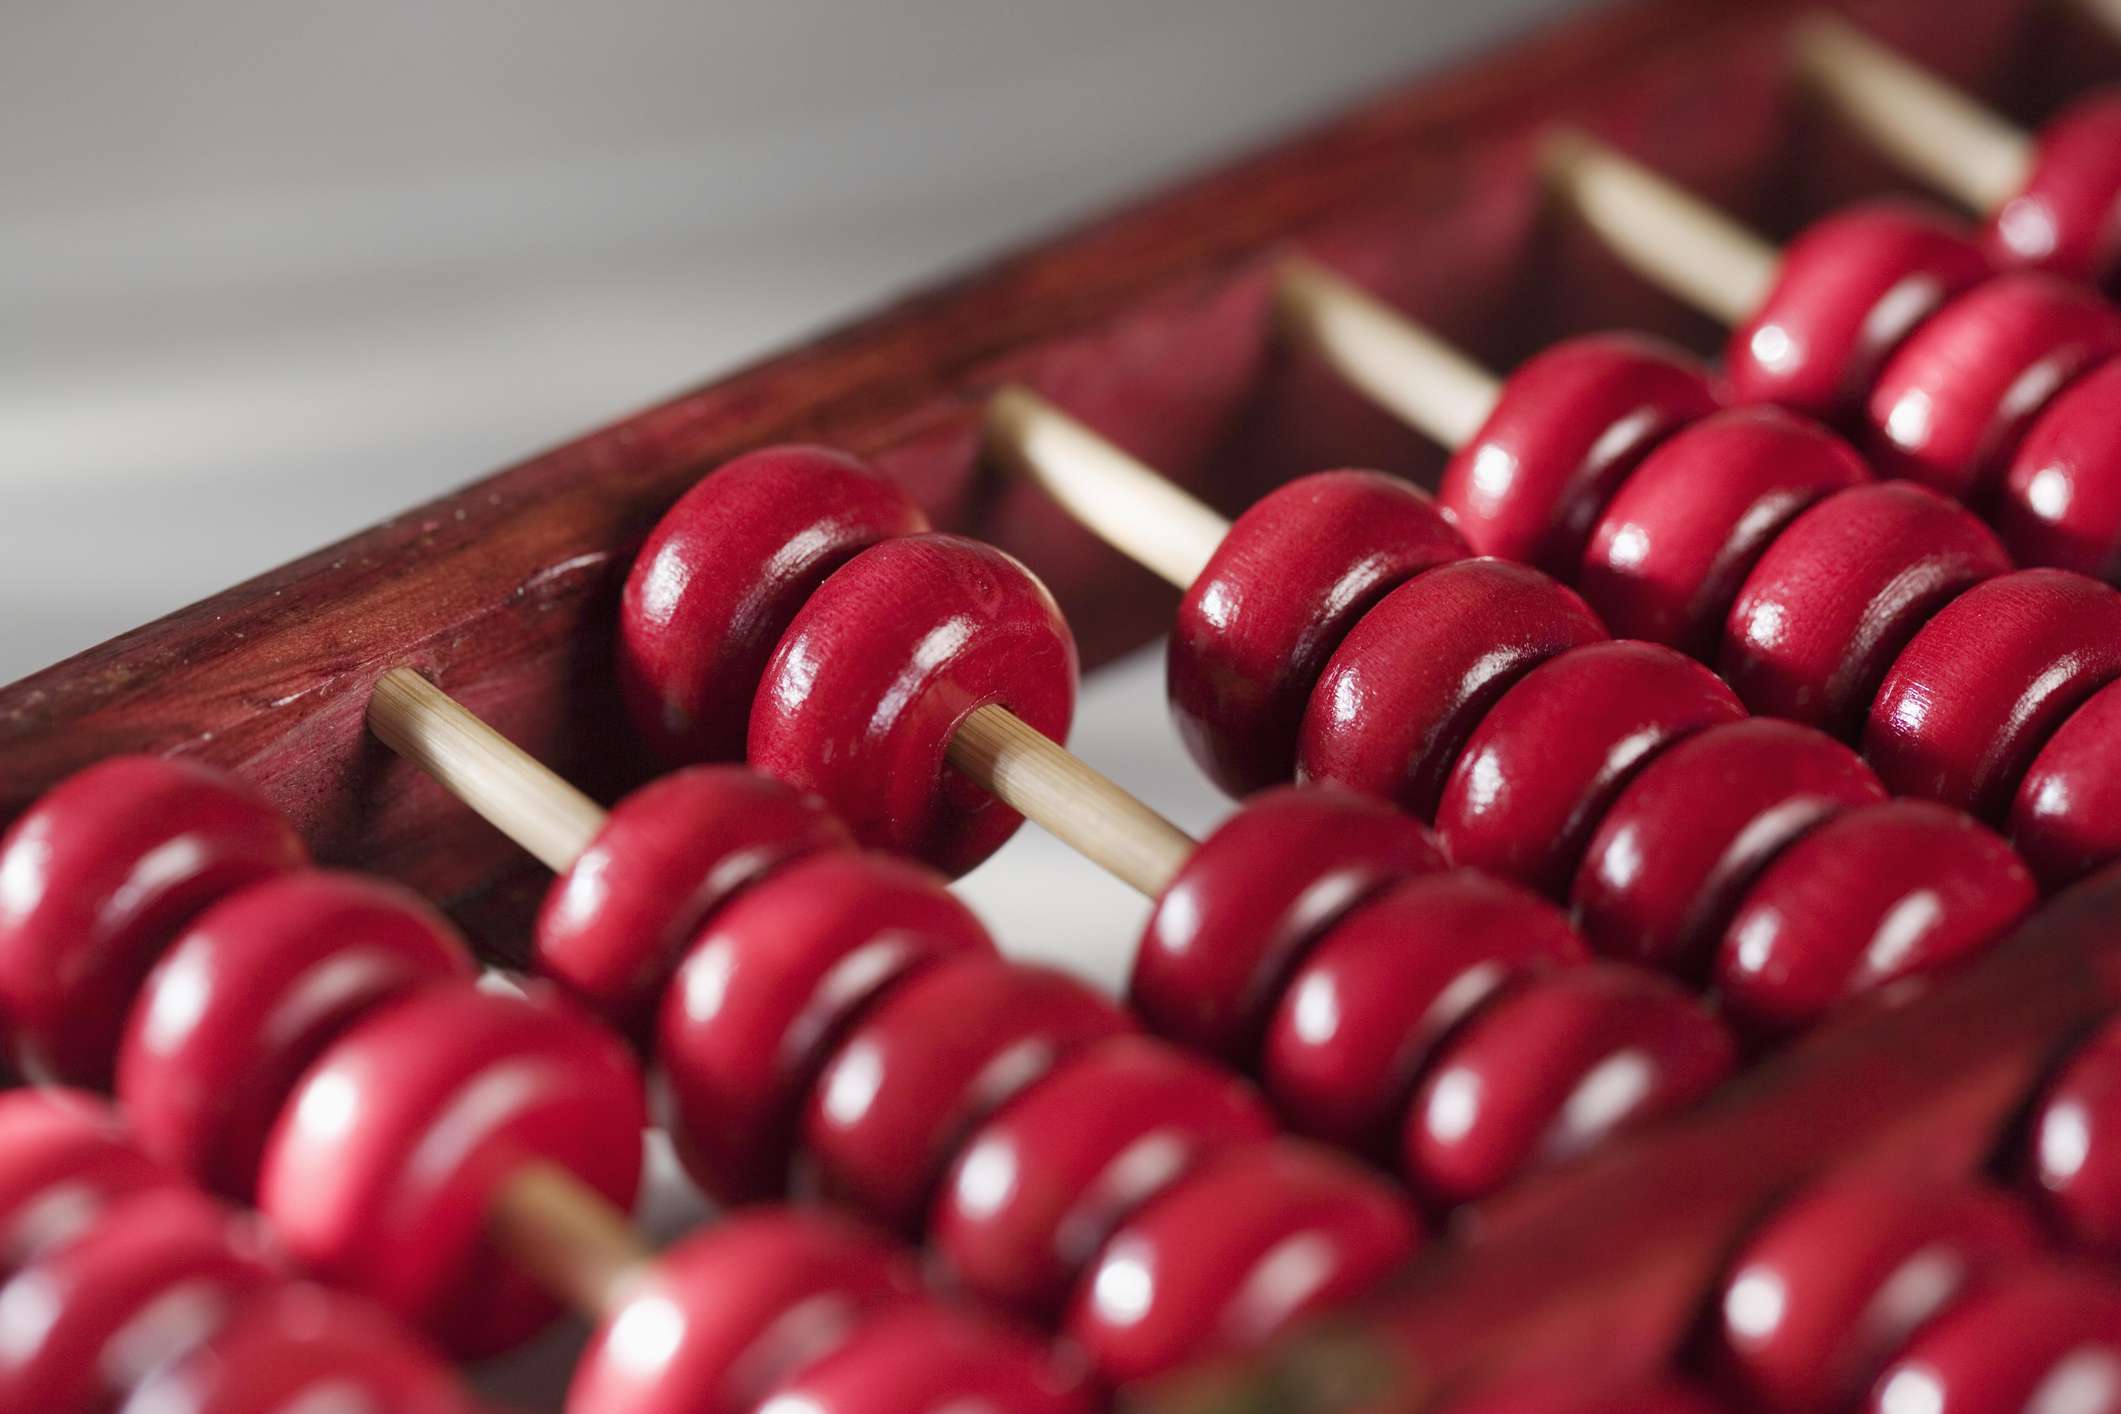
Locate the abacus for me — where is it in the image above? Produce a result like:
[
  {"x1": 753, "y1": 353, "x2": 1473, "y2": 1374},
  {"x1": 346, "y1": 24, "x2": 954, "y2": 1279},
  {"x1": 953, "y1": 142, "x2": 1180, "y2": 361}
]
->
[{"x1": 7, "y1": 0, "x2": 2121, "y2": 1409}]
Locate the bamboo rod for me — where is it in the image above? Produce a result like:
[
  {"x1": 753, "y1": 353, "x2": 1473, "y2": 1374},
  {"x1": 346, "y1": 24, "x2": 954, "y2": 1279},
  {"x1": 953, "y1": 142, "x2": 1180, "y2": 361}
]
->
[{"x1": 487, "y1": 1162, "x2": 650, "y2": 1316}]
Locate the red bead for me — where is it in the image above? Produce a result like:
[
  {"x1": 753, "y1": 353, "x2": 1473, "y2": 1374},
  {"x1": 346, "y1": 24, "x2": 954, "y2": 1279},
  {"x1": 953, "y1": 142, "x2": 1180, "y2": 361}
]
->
[
  {"x1": 750, "y1": 534, "x2": 1077, "y2": 876},
  {"x1": 536, "y1": 766, "x2": 852, "y2": 1035},
  {"x1": 0, "y1": 757, "x2": 306, "y2": 1086},
  {"x1": 1065, "y1": 1141, "x2": 1422, "y2": 1387},
  {"x1": 1862, "y1": 272, "x2": 2121, "y2": 501},
  {"x1": 1721, "y1": 483, "x2": 2012, "y2": 735},
  {"x1": 2028, "y1": 1016, "x2": 2121, "y2": 1254},
  {"x1": 931, "y1": 1034, "x2": 1277, "y2": 1317},
  {"x1": 117, "y1": 870, "x2": 472, "y2": 1200},
  {"x1": 1401, "y1": 964, "x2": 1735, "y2": 1205},
  {"x1": 1435, "y1": 641, "x2": 1745, "y2": 896},
  {"x1": 0, "y1": 1188, "x2": 276, "y2": 1413},
  {"x1": 801, "y1": 955, "x2": 1131, "y2": 1231},
  {"x1": 1298, "y1": 559, "x2": 1607, "y2": 818},
  {"x1": 1989, "y1": 92, "x2": 2121, "y2": 288},
  {"x1": 1863, "y1": 1264, "x2": 2121, "y2": 1414},
  {"x1": 123, "y1": 1283, "x2": 471, "y2": 1414},
  {"x1": 1580, "y1": 408, "x2": 1871, "y2": 654},
  {"x1": 1726, "y1": 201, "x2": 1991, "y2": 421},
  {"x1": 2012, "y1": 678, "x2": 2121, "y2": 888},
  {"x1": 1714, "y1": 801, "x2": 2035, "y2": 1033},
  {"x1": 1866, "y1": 567, "x2": 2121, "y2": 818},
  {"x1": 1262, "y1": 871, "x2": 1587, "y2": 1152},
  {"x1": 757, "y1": 1302, "x2": 1093, "y2": 1414},
  {"x1": 1450, "y1": 1376, "x2": 1726, "y2": 1414},
  {"x1": 1703, "y1": 1177, "x2": 2041, "y2": 1414},
  {"x1": 1438, "y1": 333, "x2": 1720, "y2": 574},
  {"x1": 1131, "y1": 785, "x2": 1446, "y2": 1062},
  {"x1": 0, "y1": 1089, "x2": 175, "y2": 1277},
  {"x1": 618, "y1": 446, "x2": 928, "y2": 764},
  {"x1": 1997, "y1": 357, "x2": 2121, "y2": 579},
  {"x1": 658, "y1": 851, "x2": 995, "y2": 1205},
  {"x1": 1169, "y1": 470, "x2": 1466, "y2": 797},
  {"x1": 1572, "y1": 720, "x2": 1886, "y2": 973},
  {"x1": 568, "y1": 1209, "x2": 921, "y2": 1414},
  {"x1": 257, "y1": 982, "x2": 646, "y2": 1356}
]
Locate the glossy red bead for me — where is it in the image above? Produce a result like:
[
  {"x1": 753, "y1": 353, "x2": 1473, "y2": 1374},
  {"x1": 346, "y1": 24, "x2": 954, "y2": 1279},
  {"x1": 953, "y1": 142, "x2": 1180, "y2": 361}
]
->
[
  {"x1": 1435, "y1": 641, "x2": 1745, "y2": 896},
  {"x1": 1866, "y1": 567, "x2": 2121, "y2": 818},
  {"x1": 750, "y1": 533, "x2": 1077, "y2": 876},
  {"x1": 1401, "y1": 964, "x2": 1735, "y2": 1205},
  {"x1": 1721, "y1": 483, "x2": 2012, "y2": 736},
  {"x1": 1726, "y1": 201, "x2": 1992, "y2": 421},
  {"x1": 1997, "y1": 357, "x2": 2121, "y2": 580},
  {"x1": 2028, "y1": 1016, "x2": 2121, "y2": 1254},
  {"x1": 0, "y1": 1188, "x2": 276, "y2": 1413},
  {"x1": 1703, "y1": 1177, "x2": 2042, "y2": 1414},
  {"x1": 1438, "y1": 333, "x2": 1720, "y2": 574},
  {"x1": 1572, "y1": 719, "x2": 1886, "y2": 973},
  {"x1": 801, "y1": 955, "x2": 1131, "y2": 1231},
  {"x1": 658, "y1": 851, "x2": 994, "y2": 1205},
  {"x1": 0, "y1": 756, "x2": 306, "y2": 1086},
  {"x1": 931, "y1": 1034, "x2": 1277, "y2": 1316},
  {"x1": 568, "y1": 1209, "x2": 921, "y2": 1414},
  {"x1": 1863, "y1": 1263, "x2": 2121, "y2": 1414},
  {"x1": 1862, "y1": 272, "x2": 2121, "y2": 501},
  {"x1": 757, "y1": 1302, "x2": 1093, "y2": 1414},
  {"x1": 117, "y1": 870, "x2": 473, "y2": 1200},
  {"x1": 0, "y1": 1089, "x2": 175, "y2": 1277},
  {"x1": 1262, "y1": 871, "x2": 1587, "y2": 1152},
  {"x1": 536, "y1": 766, "x2": 852, "y2": 1034},
  {"x1": 1989, "y1": 92, "x2": 2121, "y2": 288},
  {"x1": 1298, "y1": 559, "x2": 1607, "y2": 818},
  {"x1": 2012, "y1": 677, "x2": 2121, "y2": 888},
  {"x1": 1714, "y1": 801, "x2": 2035, "y2": 1033},
  {"x1": 257, "y1": 982, "x2": 646, "y2": 1356},
  {"x1": 618, "y1": 445, "x2": 929, "y2": 764},
  {"x1": 1065, "y1": 1141, "x2": 1422, "y2": 1387},
  {"x1": 1169, "y1": 469, "x2": 1466, "y2": 797},
  {"x1": 1579, "y1": 408, "x2": 1870, "y2": 654},
  {"x1": 1131, "y1": 785, "x2": 1446, "y2": 1062},
  {"x1": 122, "y1": 1283, "x2": 471, "y2": 1414}
]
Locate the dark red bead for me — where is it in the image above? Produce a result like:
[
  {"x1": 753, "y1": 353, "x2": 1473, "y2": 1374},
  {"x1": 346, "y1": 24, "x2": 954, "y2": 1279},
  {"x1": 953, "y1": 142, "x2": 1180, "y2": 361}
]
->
[
  {"x1": 257, "y1": 982, "x2": 646, "y2": 1357},
  {"x1": 1726, "y1": 201, "x2": 1992, "y2": 421},
  {"x1": 1866, "y1": 567, "x2": 2121, "y2": 818},
  {"x1": 1401, "y1": 964, "x2": 1735, "y2": 1205},
  {"x1": 1298, "y1": 559, "x2": 1607, "y2": 818},
  {"x1": 1435, "y1": 641, "x2": 1744, "y2": 896},
  {"x1": 117, "y1": 870, "x2": 473, "y2": 1200},
  {"x1": 1438, "y1": 333, "x2": 1720, "y2": 574},
  {"x1": 931, "y1": 1034, "x2": 1276, "y2": 1317},
  {"x1": 1450, "y1": 1376, "x2": 1726, "y2": 1414},
  {"x1": 1714, "y1": 801, "x2": 2035, "y2": 1033},
  {"x1": 1065, "y1": 1141, "x2": 1422, "y2": 1387},
  {"x1": 1572, "y1": 720, "x2": 1886, "y2": 973},
  {"x1": 568, "y1": 1209, "x2": 921, "y2": 1414},
  {"x1": 1131, "y1": 785, "x2": 1446, "y2": 1062},
  {"x1": 2012, "y1": 678, "x2": 2121, "y2": 888},
  {"x1": 757, "y1": 1302, "x2": 1093, "y2": 1414},
  {"x1": 1262, "y1": 871, "x2": 1587, "y2": 1152},
  {"x1": 1988, "y1": 92, "x2": 2121, "y2": 289},
  {"x1": 1997, "y1": 357, "x2": 2121, "y2": 580},
  {"x1": 1169, "y1": 470, "x2": 1466, "y2": 797},
  {"x1": 1721, "y1": 483, "x2": 2012, "y2": 736},
  {"x1": 801, "y1": 955, "x2": 1131, "y2": 1231},
  {"x1": 1862, "y1": 272, "x2": 2121, "y2": 501},
  {"x1": 750, "y1": 534, "x2": 1077, "y2": 876},
  {"x1": 0, "y1": 1089, "x2": 175, "y2": 1277},
  {"x1": 2028, "y1": 1016, "x2": 2121, "y2": 1255},
  {"x1": 658, "y1": 851, "x2": 995, "y2": 1205},
  {"x1": 1579, "y1": 408, "x2": 1870, "y2": 654},
  {"x1": 0, "y1": 756, "x2": 306, "y2": 1086},
  {"x1": 1863, "y1": 1263, "x2": 2121, "y2": 1414},
  {"x1": 536, "y1": 766, "x2": 852, "y2": 1035},
  {"x1": 618, "y1": 445, "x2": 929, "y2": 764},
  {"x1": 1703, "y1": 1177, "x2": 2041, "y2": 1414}
]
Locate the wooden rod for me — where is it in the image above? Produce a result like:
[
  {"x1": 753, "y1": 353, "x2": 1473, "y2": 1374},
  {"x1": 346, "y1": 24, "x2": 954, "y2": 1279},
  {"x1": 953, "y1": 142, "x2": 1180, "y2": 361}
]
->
[
  {"x1": 1275, "y1": 257, "x2": 1502, "y2": 450},
  {"x1": 1541, "y1": 129, "x2": 1779, "y2": 328},
  {"x1": 1792, "y1": 14, "x2": 2031, "y2": 215},
  {"x1": 947, "y1": 703, "x2": 1195, "y2": 898},
  {"x1": 985, "y1": 386, "x2": 1228, "y2": 590},
  {"x1": 366, "y1": 667, "x2": 608, "y2": 873},
  {"x1": 487, "y1": 1162, "x2": 650, "y2": 1316}
]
